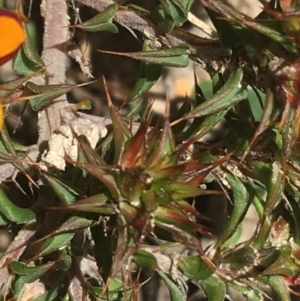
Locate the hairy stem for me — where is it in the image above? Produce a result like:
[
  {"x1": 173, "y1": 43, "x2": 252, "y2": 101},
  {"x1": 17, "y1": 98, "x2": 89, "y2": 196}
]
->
[{"x1": 38, "y1": 0, "x2": 70, "y2": 144}]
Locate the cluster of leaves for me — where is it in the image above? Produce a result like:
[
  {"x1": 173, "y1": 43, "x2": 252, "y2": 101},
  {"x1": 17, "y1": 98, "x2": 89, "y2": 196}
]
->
[{"x1": 2, "y1": 0, "x2": 300, "y2": 300}]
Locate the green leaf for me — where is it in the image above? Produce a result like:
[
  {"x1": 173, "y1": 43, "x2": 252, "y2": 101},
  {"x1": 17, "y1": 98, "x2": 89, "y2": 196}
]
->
[
  {"x1": 133, "y1": 249, "x2": 158, "y2": 270},
  {"x1": 102, "y1": 77, "x2": 131, "y2": 165},
  {"x1": 221, "y1": 223, "x2": 243, "y2": 249},
  {"x1": 155, "y1": 217, "x2": 202, "y2": 253},
  {"x1": 255, "y1": 162, "x2": 283, "y2": 247},
  {"x1": 259, "y1": 245, "x2": 292, "y2": 276},
  {"x1": 158, "y1": 271, "x2": 186, "y2": 301},
  {"x1": 174, "y1": 0, "x2": 194, "y2": 12},
  {"x1": 12, "y1": 276, "x2": 26, "y2": 298},
  {"x1": 0, "y1": 187, "x2": 35, "y2": 223},
  {"x1": 153, "y1": 0, "x2": 193, "y2": 32},
  {"x1": 76, "y1": 136, "x2": 107, "y2": 166},
  {"x1": 43, "y1": 174, "x2": 81, "y2": 205},
  {"x1": 158, "y1": 1, "x2": 185, "y2": 32},
  {"x1": 79, "y1": 163, "x2": 121, "y2": 201},
  {"x1": 127, "y1": 46, "x2": 162, "y2": 101},
  {"x1": 120, "y1": 103, "x2": 151, "y2": 169},
  {"x1": 178, "y1": 255, "x2": 213, "y2": 281},
  {"x1": 64, "y1": 194, "x2": 114, "y2": 214},
  {"x1": 0, "y1": 77, "x2": 27, "y2": 97},
  {"x1": 216, "y1": 172, "x2": 250, "y2": 247},
  {"x1": 182, "y1": 67, "x2": 246, "y2": 119},
  {"x1": 200, "y1": 275, "x2": 226, "y2": 301},
  {"x1": 222, "y1": 246, "x2": 256, "y2": 270},
  {"x1": 13, "y1": 26, "x2": 44, "y2": 75},
  {"x1": 260, "y1": 275, "x2": 291, "y2": 301},
  {"x1": 26, "y1": 82, "x2": 76, "y2": 111},
  {"x1": 73, "y1": 4, "x2": 118, "y2": 33},
  {"x1": 154, "y1": 206, "x2": 195, "y2": 236},
  {"x1": 206, "y1": 1, "x2": 298, "y2": 54},
  {"x1": 0, "y1": 127, "x2": 34, "y2": 186},
  {"x1": 101, "y1": 44, "x2": 190, "y2": 67},
  {"x1": 37, "y1": 232, "x2": 75, "y2": 257},
  {"x1": 62, "y1": 294, "x2": 71, "y2": 301},
  {"x1": 242, "y1": 19, "x2": 298, "y2": 54},
  {"x1": 181, "y1": 106, "x2": 230, "y2": 141},
  {"x1": 227, "y1": 281, "x2": 263, "y2": 301},
  {"x1": 10, "y1": 261, "x2": 55, "y2": 283},
  {"x1": 248, "y1": 89, "x2": 266, "y2": 122},
  {"x1": 241, "y1": 88, "x2": 273, "y2": 160},
  {"x1": 54, "y1": 216, "x2": 94, "y2": 234},
  {"x1": 88, "y1": 278, "x2": 129, "y2": 300},
  {"x1": 146, "y1": 115, "x2": 176, "y2": 168},
  {"x1": 58, "y1": 253, "x2": 72, "y2": 271}
]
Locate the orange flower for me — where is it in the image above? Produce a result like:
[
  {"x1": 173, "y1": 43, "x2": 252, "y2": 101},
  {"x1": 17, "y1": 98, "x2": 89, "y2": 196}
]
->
[{"x1": 0, "y1": 10, "x2": 25, "y2": 65}]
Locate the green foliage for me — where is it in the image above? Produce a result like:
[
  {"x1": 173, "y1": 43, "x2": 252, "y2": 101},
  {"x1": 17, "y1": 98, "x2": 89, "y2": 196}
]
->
[
  {"x1": 13, "y1": 26, "x2": 44, "y2": 75},
  {"x1": 3, "y1": 0, "x2": 300, "y2": 300},
  {"x1": 70, "y1": 4, "x2": 118, "y2": 33},
  {"x1": 100, "y1": 44, "x2": 190, "y2": 67}
]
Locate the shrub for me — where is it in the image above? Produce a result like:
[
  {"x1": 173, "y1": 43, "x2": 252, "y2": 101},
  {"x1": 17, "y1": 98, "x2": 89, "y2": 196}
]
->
[{"x1": 0, "y1": 0, "x2": 300, "y2": 300}]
